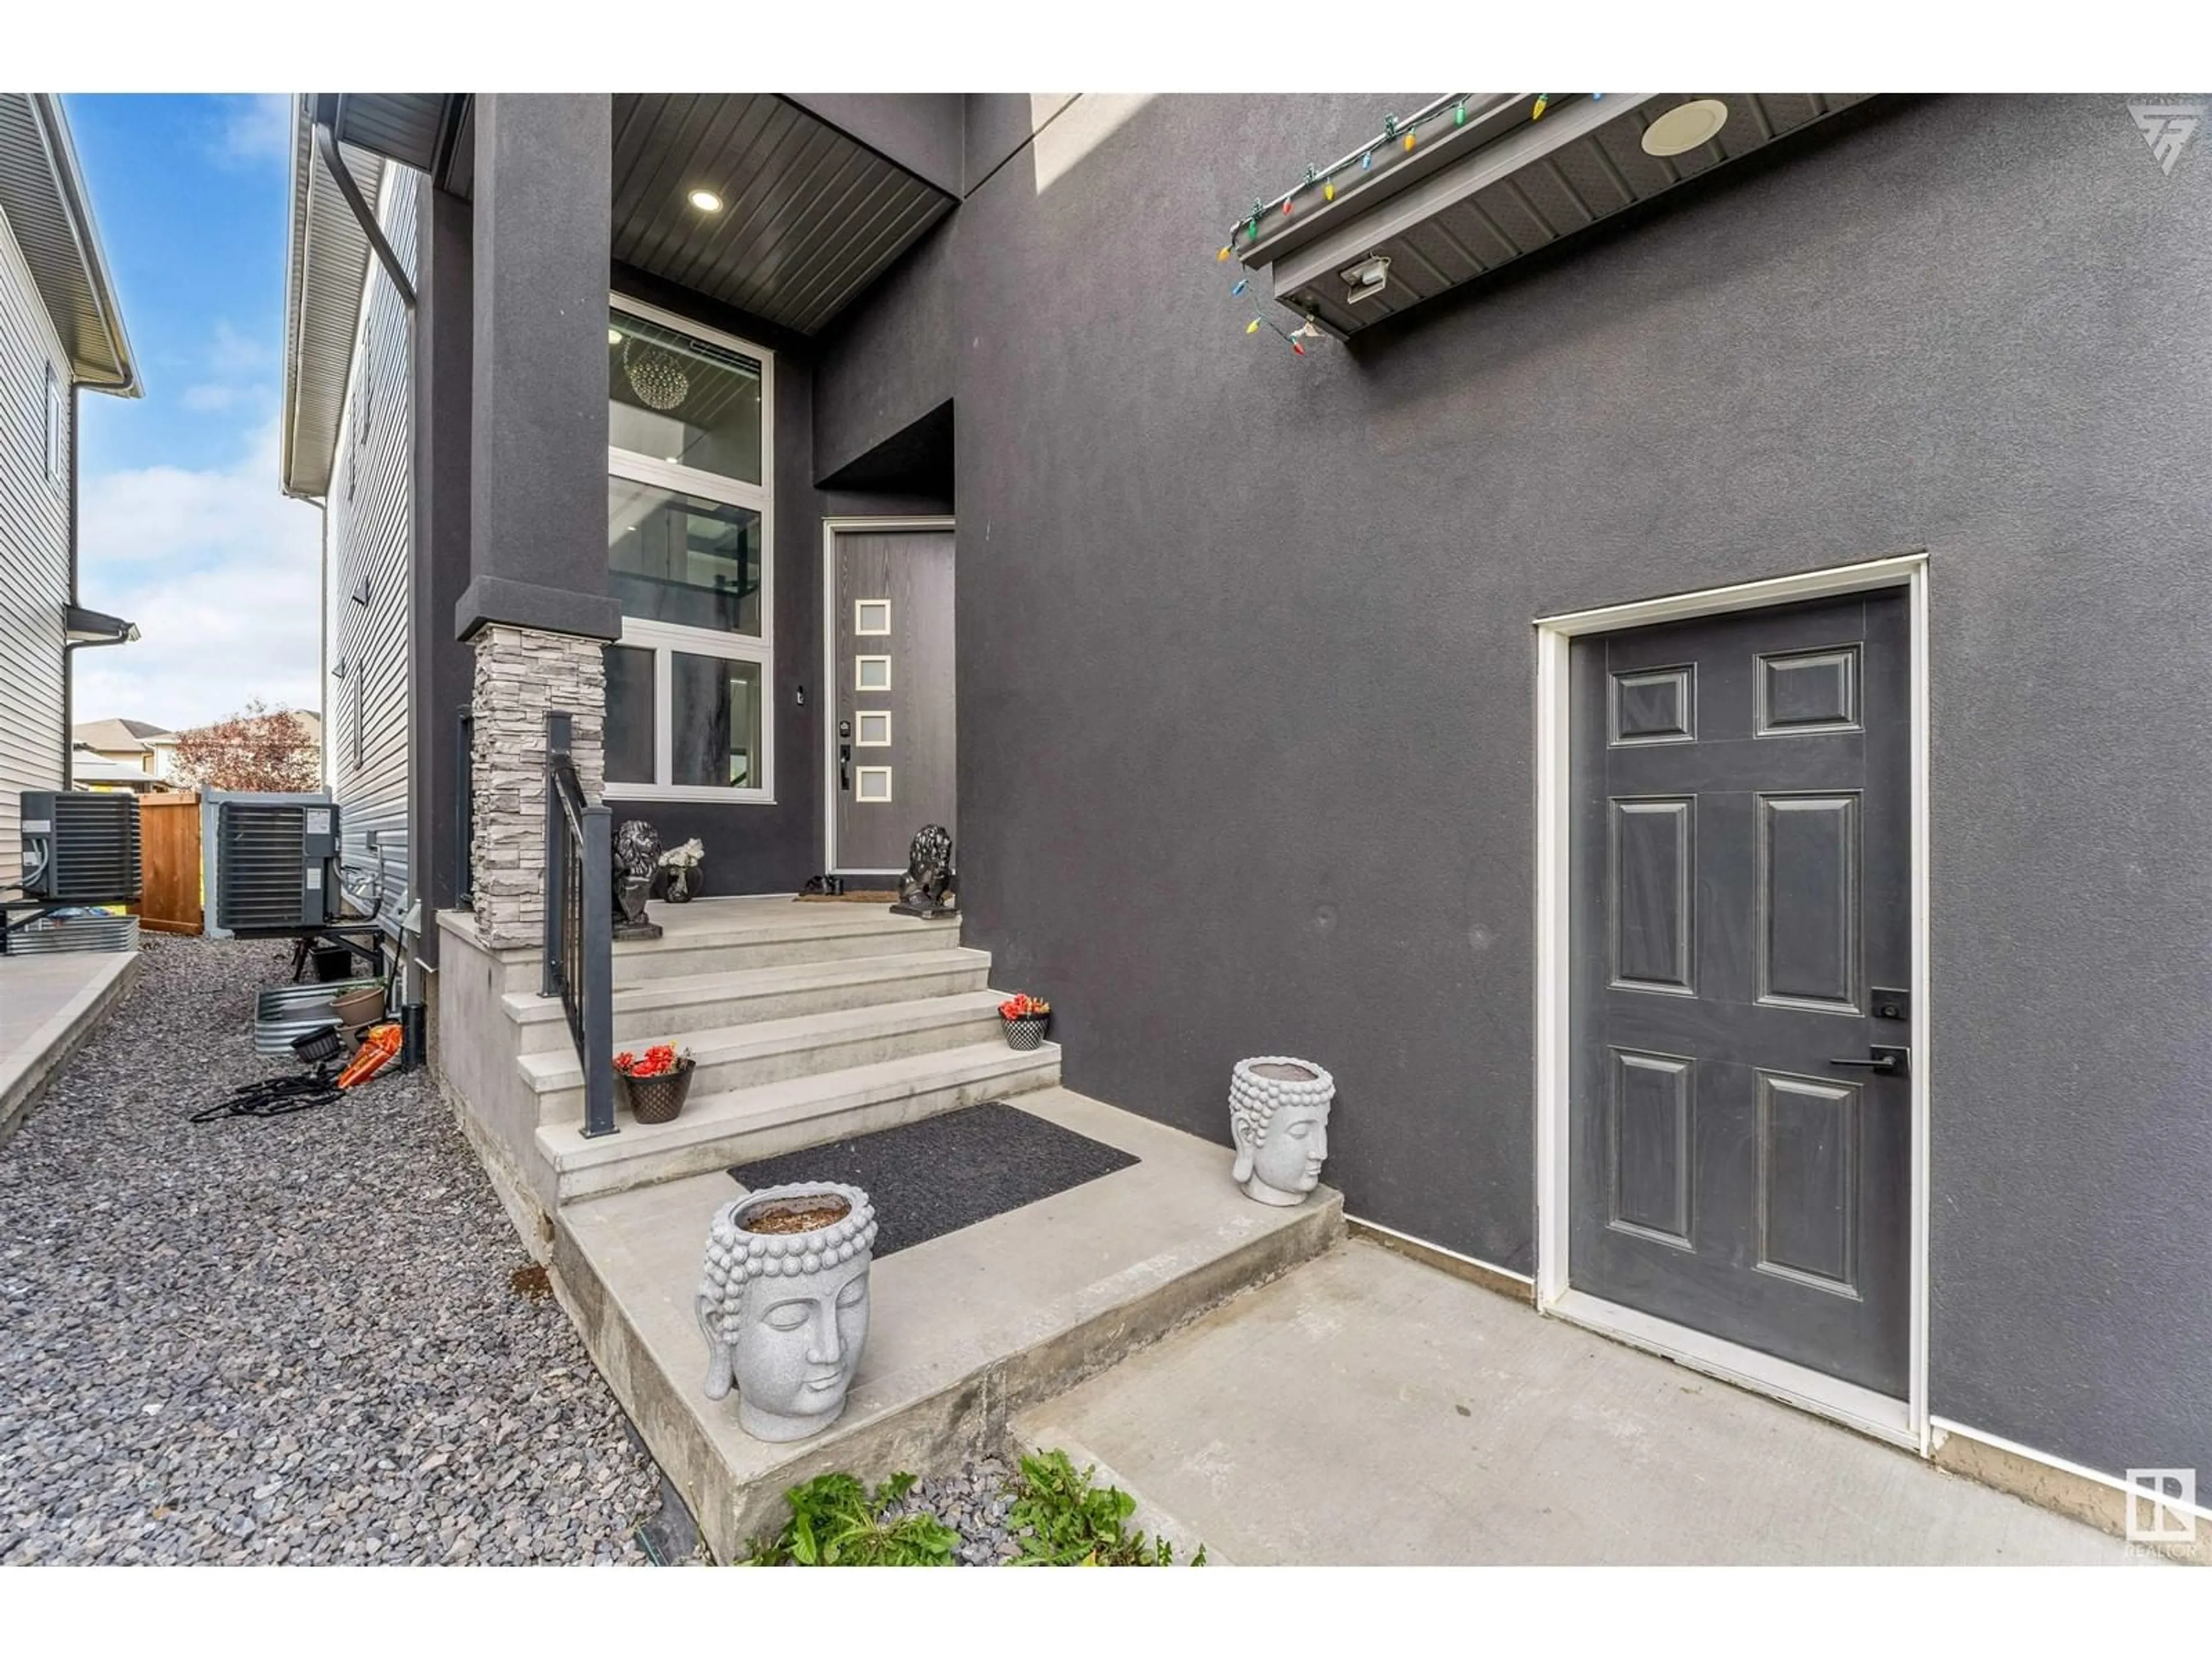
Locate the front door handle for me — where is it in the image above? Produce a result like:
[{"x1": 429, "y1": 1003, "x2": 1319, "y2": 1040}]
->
[
  {"x1": 1828, "y1": 1045, "x2": 1909, "y2": 1077},
  {"x1": 839, "y1": 743, "x2": 851, "y2": 791}
]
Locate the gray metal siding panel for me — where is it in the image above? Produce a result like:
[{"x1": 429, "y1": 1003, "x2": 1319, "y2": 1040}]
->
[
  {"x1": 0, "y1": 200, "x2": 70, "y2": 890},
  {"x1": 327, "y1": 166, "x2": 417, "y2": 933}
]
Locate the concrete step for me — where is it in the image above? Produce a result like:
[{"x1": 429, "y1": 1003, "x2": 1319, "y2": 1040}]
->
[
  {"x1": 521, "y1": 991, "x2": 1016, "y2": 1120},
  {"x1": 550, "y1": 1088, "x2": 1344, "y2": 1559},
  {"x1": 614, "y1": 899, "x2": 963, "y2": 987},
  {"x1": 503, "y1": 948, "x2": 995, "y2": 1055},
  {"x1": 535, "y1": 1039, "x2": 1063, "y2": 1202}
]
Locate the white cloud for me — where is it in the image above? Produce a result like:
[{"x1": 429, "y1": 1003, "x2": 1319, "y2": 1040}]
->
[
  {"x1": 181, "y1": 382, "x2": 249, "y2": 411},
  {"x1": 211, "y1": 94, "x2": 292, "y2": 169},
  {"x1": 74, "y1": 423, "x2": 325, "y2": 732}
]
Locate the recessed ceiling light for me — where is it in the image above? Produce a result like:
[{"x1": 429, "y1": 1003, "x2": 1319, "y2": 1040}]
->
[
  {"x1": 687, "y1": 188, "x2": 724, "y2": 213},
  {"x1": 1641, "y1": 99, "x2": 1730, "y2": 158}
]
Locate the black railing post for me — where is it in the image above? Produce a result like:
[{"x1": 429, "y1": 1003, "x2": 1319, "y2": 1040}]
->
[
  {"x1": 578, "y1": 799, "x2": 615, "y2": 1139},
  {"x1": 542, "y1": 711, "x2": 569, "y2": 999}
]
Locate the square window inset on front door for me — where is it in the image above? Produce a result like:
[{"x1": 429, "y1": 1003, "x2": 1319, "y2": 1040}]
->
[
  {"x1": 854, "y1": 766, "x2": 892, "y2": 802},
  {"x1": 855, "y1": 710, "x2": 892, "y2": 747},
  {"x1": 855, "y1": 655, "x2": 891, "y2": 691},
  {"x1": 854, "y1": 600, "x2": 891, "y2": 636}
]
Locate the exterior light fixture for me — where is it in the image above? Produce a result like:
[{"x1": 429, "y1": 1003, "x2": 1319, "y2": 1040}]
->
[
  {"x1": 608, "y1": 327, "x2": 623, "y2": 344},
  {"x1": 1341, "y1": 254, "x2": 1391, "y2": 304},
  {"x1": 687, "y1": 188, "x2": 724, "y2": 213},
  {"x1": 1641, "y1": 99, "x2": 1730, "y2": 158}
]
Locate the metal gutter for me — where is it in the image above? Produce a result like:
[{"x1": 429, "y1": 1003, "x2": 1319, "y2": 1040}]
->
[{"x1": 26, "y1": 95, "x2": 137, "y2": 396}]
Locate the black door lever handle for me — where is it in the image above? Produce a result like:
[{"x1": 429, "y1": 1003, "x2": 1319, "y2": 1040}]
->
[
  {"x1": 839, "y1": 743, "x2": 851, "y2": 791},
  {"x1": 1828, "y1": 1046, "x2": 1909, "y2": 1077}
]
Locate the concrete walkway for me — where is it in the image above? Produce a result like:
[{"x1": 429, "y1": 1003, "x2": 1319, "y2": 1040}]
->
[
  {"x1": 0, "y1": 948, "x2": 137, "y2": 1145},
  {"x1": 1015, "y1": 1240, "x2": 2147, "y2": 1565}
]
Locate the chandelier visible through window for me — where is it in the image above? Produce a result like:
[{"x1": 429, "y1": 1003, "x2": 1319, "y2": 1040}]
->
[{"x1": 622, "y1": 337, "x2": 691, "y2": 411}]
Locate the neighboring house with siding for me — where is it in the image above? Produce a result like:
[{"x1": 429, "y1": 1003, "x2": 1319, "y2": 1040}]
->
[
  {"x1": 282, "y1": 93, "x2": 2211, "y2": 1549},
  {"x1": 282, "y1": 115, "x2": 414, "y2": 936},
  {"x1": 73, "y1": 717, "x2": 179, "y2": 782},
  {"x1": 0, "y1": 93, "x2": 139, "y2": 891}
]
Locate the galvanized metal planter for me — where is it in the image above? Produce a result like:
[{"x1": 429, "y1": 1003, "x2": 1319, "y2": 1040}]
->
[{"x1": 6, "y1": 912, "x2": 138, "y2": 955}]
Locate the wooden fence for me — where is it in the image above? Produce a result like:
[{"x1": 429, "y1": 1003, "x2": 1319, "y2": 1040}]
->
[{"x1": 136, "y1": 791, "x2": 202, "y2": 935}]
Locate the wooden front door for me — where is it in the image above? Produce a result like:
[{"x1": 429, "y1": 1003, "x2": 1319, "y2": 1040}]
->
[
  {"x1": 1568, "y1": 591, "x2": 1912, "y2": 1396},
  {"x1": 830, "y1": 526, "x2": 956, "y2": 873}
]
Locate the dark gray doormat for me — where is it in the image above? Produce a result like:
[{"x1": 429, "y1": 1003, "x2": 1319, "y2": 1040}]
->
[{"x1": 726, "y1": 1102, "x2": 1138, "y2": 1258}]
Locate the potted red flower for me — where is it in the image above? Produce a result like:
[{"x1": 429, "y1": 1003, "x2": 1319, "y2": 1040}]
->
[
  {"x1": 998, "y1": 993, "x2": 1052, "y2": 1051},
  {"x1": 614, "y1": 1043, "x2": 695, "y2": 1124}
]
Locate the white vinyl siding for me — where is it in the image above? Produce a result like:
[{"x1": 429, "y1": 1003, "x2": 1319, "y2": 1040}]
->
[
  {"x1": 0, "y1": 202, "x2": 70, "y2": 891},
  {"x1": 324, "y1": 166, "x2": 418, "y2": 932}
]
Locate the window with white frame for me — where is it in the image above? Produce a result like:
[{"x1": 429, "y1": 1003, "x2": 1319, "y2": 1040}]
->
[
  {"x1": 602, "y1": 298, "x2": 774, "y2": 801},
  {"x1": 43, "y1": 365, "x2": 62, "y2": 483}
]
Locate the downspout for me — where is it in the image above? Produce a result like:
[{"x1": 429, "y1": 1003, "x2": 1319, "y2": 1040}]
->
[
  {"x1": 315, "y1": 112, "x2": 424, "y2": 1065},
  {"x1": 313, "y1": 120, "x2": 418, "y2": 311},
  {"x1": 63, "y1": 382, "x2": 78, "y2": 787}
]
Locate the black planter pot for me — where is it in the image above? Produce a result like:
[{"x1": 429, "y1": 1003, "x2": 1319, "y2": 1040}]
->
[
  {"x1": 1001, "y1": 1014, "x2": 1050, "y2": 1052},
  {"x1": 618, "y1": 1058, "x2": 696, "y2": 1124},
  {"x1": 663, "y1": 866, "x2": 698, "y2": 903}
]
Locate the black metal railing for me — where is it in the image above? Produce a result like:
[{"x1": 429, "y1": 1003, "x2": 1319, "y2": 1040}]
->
[{"x1": 543, "y1": 711, "x2": 616, "y2": 1139}]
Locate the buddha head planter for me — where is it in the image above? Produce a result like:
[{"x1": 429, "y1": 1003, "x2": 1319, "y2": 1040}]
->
[
  {"x1": 1229, "y1": 1056, "x2": 1336, "y2": 1207},
  {"x1": 695, "y1": 1182, "x2": 878, "y2": 1443}
]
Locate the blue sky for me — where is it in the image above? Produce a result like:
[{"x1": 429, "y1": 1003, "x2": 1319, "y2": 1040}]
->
[{"x1": 63, "y1": 93, "x2": 324, "y2": 732}]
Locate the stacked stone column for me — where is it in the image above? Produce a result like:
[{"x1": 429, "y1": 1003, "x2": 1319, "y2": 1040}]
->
[{"x1": 468, "y1": 625, "x2": 606, "y2": 949}]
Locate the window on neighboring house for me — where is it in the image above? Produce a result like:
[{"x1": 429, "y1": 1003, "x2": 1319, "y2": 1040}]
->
[
  {"x1": 603, "y1": 298, "x2": 774, "y2": 802},
  {"x1": 43, "y1": 365, "x2": 62, "y2": 482}
]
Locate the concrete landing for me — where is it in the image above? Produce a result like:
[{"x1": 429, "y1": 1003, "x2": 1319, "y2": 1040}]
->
[
  {"x1": 1013, "y1": 1240, "x2": 2151, "y2": 1565},
  {"x1": 551, "y1": 1086, "x2": 1342, "y2": 1560},
  {"x1": 0, "y1": 948, "x2": 138, "y2": 1146}
]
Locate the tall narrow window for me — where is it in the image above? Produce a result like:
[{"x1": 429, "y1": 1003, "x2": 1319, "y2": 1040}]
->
[
  {"x1": 43, "y1": 365, "x2": 62, "y2": 482},
  {"x1": 603, "y1": 297, "x2": 775, "y2": 802}
]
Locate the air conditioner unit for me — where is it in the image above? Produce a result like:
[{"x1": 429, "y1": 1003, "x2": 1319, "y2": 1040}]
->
[
  {"x1": 18, "y1": 791, "x2": 141, "y2": 903},
  {"x1": 213, "y1": 799, "x2": 342, "y2": 935}
]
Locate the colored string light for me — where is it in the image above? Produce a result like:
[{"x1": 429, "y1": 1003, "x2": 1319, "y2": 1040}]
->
[
  {"x1": 1532, "y1": 94, "x2": 1550, "y2": 120},
  {"x1": 1231, "y1": 278, "x2": 1248, "y2": 297},
  {"x1": 1455, "y1": 100, "x2": 1467, "y2": 126},
  {"x1": 1217, "y1": 244, "x2": 1232, "y2": 262}
]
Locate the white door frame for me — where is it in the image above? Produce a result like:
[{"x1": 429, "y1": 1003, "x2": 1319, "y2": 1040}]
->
[
  {"x1": 820, "y1": 515, "x2": 957, "y2": 876},
  {"x1": 1532, "y1": 551, "x2": 1932, "y2": 1453}
]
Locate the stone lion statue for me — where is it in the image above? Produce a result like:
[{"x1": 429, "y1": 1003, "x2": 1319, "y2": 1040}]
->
[
  {"x1": 889, "y1": 824, "x2": 956, "y2": 919},
  {"x1": 612, "y1": 818, "x2": 662, "y2": 939}
]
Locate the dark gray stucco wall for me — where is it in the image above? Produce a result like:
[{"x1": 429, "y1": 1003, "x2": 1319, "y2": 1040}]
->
[
  {"x1": 412, "y1": 182, "x2": 474, "y2": 964},
  {"x1": 820, "y1": 93, "x2": 2212, "y2": 1483},
  {"x1": 813, "y1": 215, "x2": 957, "y2": 483},
  {"x1": 460, "y1": 94, "x2": 620, "y2": 645},
  {"x1": 785, "y1": 95, "x2": 964, "y2": 199}
]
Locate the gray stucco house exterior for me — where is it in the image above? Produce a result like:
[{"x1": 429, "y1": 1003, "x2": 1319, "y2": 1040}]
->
[
  {"x1": 0, "y1": 93, "x2": 139, "y2": 889},
  {"x1": 280, "y1": 93, "x2": 2210, "y2": 1540}
]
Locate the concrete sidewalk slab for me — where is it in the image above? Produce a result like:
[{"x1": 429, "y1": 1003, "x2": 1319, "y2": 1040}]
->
[
  {"x1": 1014, "y1": 1240, "x2": 2153, "y2": 1565},
  {"x1": 1, "y1": 949, "x2": 138, "y2": 1146}
]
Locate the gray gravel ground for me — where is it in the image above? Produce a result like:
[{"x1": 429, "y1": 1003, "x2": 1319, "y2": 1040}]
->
[
  {"x1": 0, "y1": 935, "x2": 668, "y2": 1565},
  {"x1": 887, "y1": 1455, "x2": 1021, "y2": 1565}
]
